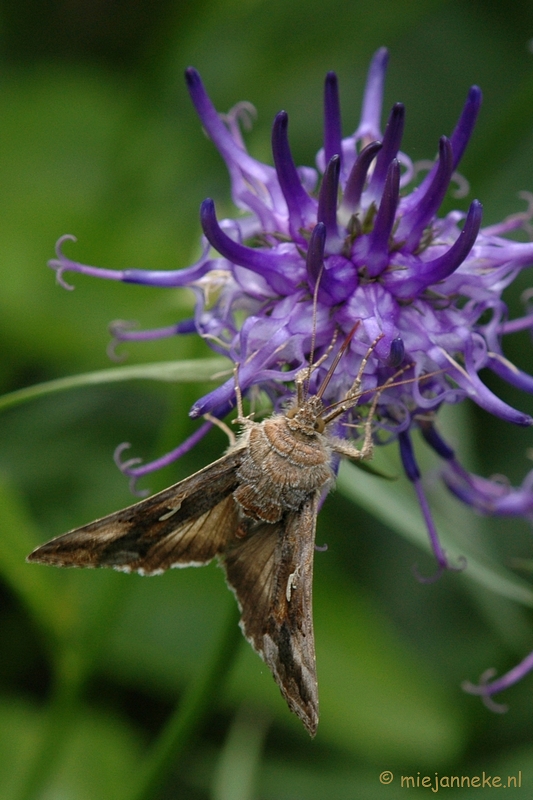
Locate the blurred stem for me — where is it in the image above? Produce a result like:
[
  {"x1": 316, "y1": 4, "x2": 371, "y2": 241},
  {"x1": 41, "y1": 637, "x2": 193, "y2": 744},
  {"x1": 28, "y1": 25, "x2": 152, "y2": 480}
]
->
[
  {"x1": 15, "y1": 650, "x2": 85, "y2": 800},
  {"x1": 15, "y1": 572, "x2": 125, "y2": 800},
  {"x1": 0, "y1": 357, "x2": 226, "y2": 413},
  {"x1": 129, "y1": 601, "x2": 242, "y2": 800}
]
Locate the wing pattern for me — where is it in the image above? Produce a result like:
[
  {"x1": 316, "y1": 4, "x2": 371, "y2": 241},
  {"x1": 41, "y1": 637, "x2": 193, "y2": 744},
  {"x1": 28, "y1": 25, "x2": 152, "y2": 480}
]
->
[
  {"x1": 28, "y1": 449, "x2": 245, "y2": 573},
  {"x1": 28, "y1": 445, "x2": 320, "y2": 735},
  {"x1": 222, "y1": 495, "x2": 319, "y2": 735}
]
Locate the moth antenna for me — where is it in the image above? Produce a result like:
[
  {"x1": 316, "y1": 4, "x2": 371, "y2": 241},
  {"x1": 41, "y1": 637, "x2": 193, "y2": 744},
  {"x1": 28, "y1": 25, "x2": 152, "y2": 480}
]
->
[
  {"x1": 316, "y1": 320, "x2": 374, "y2": 399},
  {"x1": 323, "y1": 361, "x2": 415, "y2": 422},
  {"x1": 305, "y1": 262, "x2": 325, "y2": 395},
  {"x1": 322, "y1": 366, "x2": 446, "y2": 423},
  {"x1": 344, "y1": 333, "x2": 385, "y2": 402},
  {"x1": 232, "y1": 363, "x2": 246, "y2": 424},
  {"x1": 294, "y1": 327, "x2": 340, "y2": 406},
  {"x1": 315, "y1": 322, "x2": 367, "y2": 401}
]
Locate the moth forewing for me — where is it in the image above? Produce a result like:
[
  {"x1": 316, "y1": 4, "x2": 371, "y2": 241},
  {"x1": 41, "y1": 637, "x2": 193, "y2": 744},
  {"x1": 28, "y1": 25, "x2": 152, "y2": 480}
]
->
[{"x1": 26, "y1": 448, "x2": 246, "y2": 573}]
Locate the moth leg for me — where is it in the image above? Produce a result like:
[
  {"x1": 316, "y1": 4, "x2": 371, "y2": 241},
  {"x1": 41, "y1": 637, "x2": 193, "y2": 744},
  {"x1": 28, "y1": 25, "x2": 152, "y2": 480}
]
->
[
  {"x1": 352, "y1": 360, "x2": 415, "y2": 460},
  {"x1": 321, "y1": 333, "x2": 385, "y2": 426},
  {"x1": 203, "y1": 413, "x2": 236, "y2": 447},
  {"x1": 330, "y1": 355, "x2": 410, "y2": 461},
  {"x1": 232, "y1": 362, "x2": 256, "y2": 428},
  {"x1": 346, "y1": 333, "x2": 385, "y2": 401},
  {"x1": 356, "y1": 385, "x2": 380, "y2": 460}
]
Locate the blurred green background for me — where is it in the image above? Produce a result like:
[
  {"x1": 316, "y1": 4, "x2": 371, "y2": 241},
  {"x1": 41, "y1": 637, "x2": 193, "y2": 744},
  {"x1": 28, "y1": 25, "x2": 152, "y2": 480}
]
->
[{"x1": 2, "y1": 0, "x2": 533, "y2": 797}]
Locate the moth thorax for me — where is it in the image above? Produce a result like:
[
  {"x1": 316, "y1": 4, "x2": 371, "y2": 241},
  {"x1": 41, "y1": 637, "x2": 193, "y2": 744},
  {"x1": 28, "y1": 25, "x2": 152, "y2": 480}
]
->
[{"x1": 285, "y1": 395, "x2": 326, "y2": 435}]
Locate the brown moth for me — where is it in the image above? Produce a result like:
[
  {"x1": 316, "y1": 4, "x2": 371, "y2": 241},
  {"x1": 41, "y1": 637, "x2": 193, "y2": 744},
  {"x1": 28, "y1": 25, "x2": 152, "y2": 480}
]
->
[{"x1": 27, "y1": 329, "x2": 395, "y2": 737}]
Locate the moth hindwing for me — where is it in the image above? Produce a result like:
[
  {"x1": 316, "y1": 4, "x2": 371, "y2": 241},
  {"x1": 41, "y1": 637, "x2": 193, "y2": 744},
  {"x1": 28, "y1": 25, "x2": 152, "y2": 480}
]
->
[{"x1": 27, "y1": 333, "x2": 386, "y2": 736}]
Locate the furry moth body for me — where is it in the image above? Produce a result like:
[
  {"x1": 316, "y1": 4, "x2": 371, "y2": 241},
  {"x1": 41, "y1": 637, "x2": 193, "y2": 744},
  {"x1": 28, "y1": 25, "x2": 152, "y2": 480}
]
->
[{"x1": 27, "y1": 336, "x2": 385, "y2": 736}]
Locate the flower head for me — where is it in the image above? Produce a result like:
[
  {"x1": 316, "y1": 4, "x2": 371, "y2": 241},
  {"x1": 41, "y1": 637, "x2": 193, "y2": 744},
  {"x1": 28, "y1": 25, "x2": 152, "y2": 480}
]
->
[{"x1": 50, "y1": 49, "x2": 533, "y2": 703}]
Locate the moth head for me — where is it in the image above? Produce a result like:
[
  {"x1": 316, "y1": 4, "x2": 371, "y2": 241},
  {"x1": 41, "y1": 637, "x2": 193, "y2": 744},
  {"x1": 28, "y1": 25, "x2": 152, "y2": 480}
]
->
[{"x1": 285, "y1": 395, "x2": 326, "y2": 435}]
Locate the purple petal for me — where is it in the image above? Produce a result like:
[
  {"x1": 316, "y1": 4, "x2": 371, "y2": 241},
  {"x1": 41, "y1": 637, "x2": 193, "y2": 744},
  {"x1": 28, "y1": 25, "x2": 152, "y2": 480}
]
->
[
  {"x1": 487, "y1": 354, "x2": 533, "y2": 394},
  {"x1": 319, "y1": 254, "x2": 358, "y2": 305},
  {"x1": 386, "y1": 336, "x2": 405, "y2": 367},
  {"x1": 386, "y1": 200, "x2": 483, "y2": 298},
  {"x1": 190, "y1": 325, "x2": 292, "y2": 417},
  {"x1": 49, "y1": 235, "x2": 215, "y2": 289},
  {"x1": 499, "y1": 313, "x2": 533, "y2": 335},
  {"x1": 115, "y1": 419, "x2": 215, "y2": 491},
  {"x1": 444, "y1": 462, "x2": 533, "y2": 516},
  {"x1": 364, "y1": 159, "x2": 400, "y2": 276},
  {"x1": 324, "y1": 71, "x2": 342, "y2": 168},
  {"x1": 317, "y1": 155, "x2": 341, "y2": 249},
  {"x1": 450, "y1": 85, "x2": 483, "y2": 170},
  {"x1": 271, "y1": 111, "x2": 315, "y2": 236},
  {"x1": 108, "y1": 319, "x2": 197, "y2": 360},
  {"x1": 428, "y1": 341, "x2": 533, "y2": 426},
  {"x1": 365, "y1": 103, "x2": 405, "y2": 203},
  {"x1": 109, "y1": 319, "x2": 196, "y2": 342},
  {"x1": 306, "y1": 222, "x2": 326, "y2": 286},
  {"x1": 185, "y1": 68, "x2": 279, "y2": 189},
  {"x1": 342, "y1": 140, "x2": 382, "y2": 212},
  {"x1": 398, "y1": 429, "x2": 419, "y2": 481},
  {"x1": 399, "y1": 431, "x2": 450, "y2": 572},
  {"x1": 355, "y1": 47, "x2": 389, "y2": 142},
  {"x1": 419, "y1": 421, "x2": 455, "y2": 460},
  {"x1": 200, "y1": 199, "x2": 296, "y2": 294},
  {"x1": 409, "y1": 86, "x2": 482, "y2": 205},
  {"x1": 463, "y1": 650, "x2": 533, "y2": 703},
  {"x1": 396, "y1": 137, "x2": 454, "y2": 249}
]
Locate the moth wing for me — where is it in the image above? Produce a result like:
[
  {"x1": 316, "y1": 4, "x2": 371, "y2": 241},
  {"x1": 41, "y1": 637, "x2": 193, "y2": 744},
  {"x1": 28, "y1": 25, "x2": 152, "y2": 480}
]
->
[
  {"x1": 221, "y1": 494, "x2": 319, "y2": 736},
  {"x1": 27, "y1": 448, "x2": 245, "y2": 574}
]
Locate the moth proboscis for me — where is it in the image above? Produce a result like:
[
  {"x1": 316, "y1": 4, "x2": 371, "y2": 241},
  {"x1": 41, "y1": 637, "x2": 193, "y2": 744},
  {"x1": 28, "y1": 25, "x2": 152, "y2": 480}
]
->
[{"x1": 27, "y1": 327, "x2": 418, "y2": 736}]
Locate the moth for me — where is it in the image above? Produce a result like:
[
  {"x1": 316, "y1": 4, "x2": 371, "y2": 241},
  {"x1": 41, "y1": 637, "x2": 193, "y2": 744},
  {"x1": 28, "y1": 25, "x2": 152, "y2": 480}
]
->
[{"x1": 27, "y1": 328, "x2": 398, "y2": 737}]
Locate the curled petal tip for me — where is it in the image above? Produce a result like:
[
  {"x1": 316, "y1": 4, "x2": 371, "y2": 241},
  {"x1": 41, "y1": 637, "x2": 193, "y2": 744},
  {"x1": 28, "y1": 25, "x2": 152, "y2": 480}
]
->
[
  {"x1": 461, "y1": 669, "x2": 509, "y2": 714},
  {"x1": 48, "y1": 259, "x2": 75, "y2": 291},
  {"x1": 56, "y1": 233, "x2": 78, "y2": 252},
  {"x1": 412, "y1": 560, "x2": 447, "y2": 584},
  {"x1": 49, "y1": 236, "x2": 79, "y2": 290},
  {"x1": 129, "y1": 478, "x2": 150, "y2": 498},
  {"x1": 113, "y1": 442, "x2": 138, "y2": 472}
]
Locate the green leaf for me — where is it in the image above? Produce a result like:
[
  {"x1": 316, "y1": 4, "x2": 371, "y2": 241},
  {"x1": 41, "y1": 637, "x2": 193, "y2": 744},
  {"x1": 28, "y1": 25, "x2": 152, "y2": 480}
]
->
[
  {"x1": 0, "y1": 478, "x2": 64, "y2": 640},
  {"x1": 223, "y1": 574, "x2": 464, "y2": 764},
  {"x1": 313, "y1": 576, "x2": 464, "y2": 764},
  {"x1": 337, "y1": 460, "x2": 533, "y2": 609},
  {"x1": 0, "y1": 358, "x2": 228, "y2": 413},
  {"x1": 0, "y1": 699, "x2": 142, "y2": 800}
]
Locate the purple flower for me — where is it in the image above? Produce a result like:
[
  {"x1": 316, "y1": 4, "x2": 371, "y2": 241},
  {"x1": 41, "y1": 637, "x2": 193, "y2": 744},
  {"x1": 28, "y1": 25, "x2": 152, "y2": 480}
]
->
[{"x1": 50, "y1": 48, "x2": 533, "y2": 706}]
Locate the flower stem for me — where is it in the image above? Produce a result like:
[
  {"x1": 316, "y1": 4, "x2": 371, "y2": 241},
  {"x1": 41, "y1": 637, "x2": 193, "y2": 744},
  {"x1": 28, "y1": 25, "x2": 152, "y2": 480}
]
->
[
  {"x1": 129, "y1": 601, "x2": 242, "y2": 800},
  {"x1": 15, "y1": 652, "x2": 84, "y2": 800}
]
